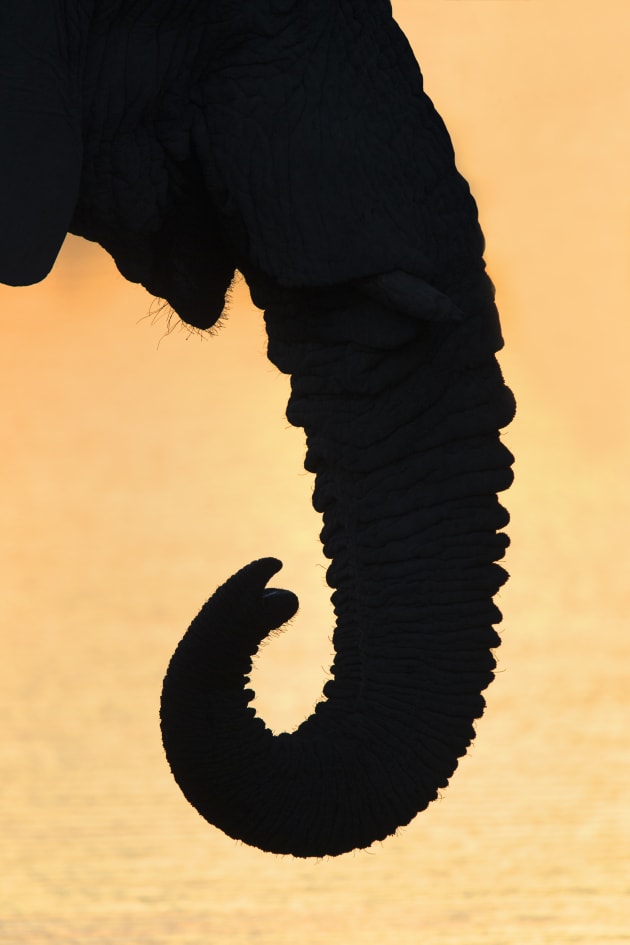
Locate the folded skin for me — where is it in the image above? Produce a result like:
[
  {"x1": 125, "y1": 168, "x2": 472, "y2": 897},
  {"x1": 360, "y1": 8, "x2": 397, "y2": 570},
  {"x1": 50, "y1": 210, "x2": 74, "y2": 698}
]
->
[{"x1": 0, "y1": 0, "x2": 515, "y2": 856}]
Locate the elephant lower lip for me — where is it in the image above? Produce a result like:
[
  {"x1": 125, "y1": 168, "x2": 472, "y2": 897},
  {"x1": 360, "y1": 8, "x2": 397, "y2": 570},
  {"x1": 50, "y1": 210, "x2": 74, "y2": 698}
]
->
[{"x1": 160, "y1": 282, "x2": 514, "y2": 858}]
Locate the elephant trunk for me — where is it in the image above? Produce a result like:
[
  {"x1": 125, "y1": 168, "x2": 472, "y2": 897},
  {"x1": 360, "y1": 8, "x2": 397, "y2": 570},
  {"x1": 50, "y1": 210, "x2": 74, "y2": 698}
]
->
[{"x1": 160, "y1": 277, "x2": 515, "y2": 857}]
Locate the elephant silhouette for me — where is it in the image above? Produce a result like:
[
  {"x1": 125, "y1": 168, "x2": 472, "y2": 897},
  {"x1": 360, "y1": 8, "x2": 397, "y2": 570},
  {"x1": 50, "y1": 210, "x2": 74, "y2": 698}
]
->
[{"x1": 0, "y1": 1, "x2": 514, "y2": 856}]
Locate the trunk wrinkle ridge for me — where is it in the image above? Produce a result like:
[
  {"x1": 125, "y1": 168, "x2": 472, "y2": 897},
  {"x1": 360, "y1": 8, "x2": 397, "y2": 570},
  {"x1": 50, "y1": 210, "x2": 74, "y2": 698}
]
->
[{"x1": 161, "y1": 278, "x2": 515, "y2": 858}]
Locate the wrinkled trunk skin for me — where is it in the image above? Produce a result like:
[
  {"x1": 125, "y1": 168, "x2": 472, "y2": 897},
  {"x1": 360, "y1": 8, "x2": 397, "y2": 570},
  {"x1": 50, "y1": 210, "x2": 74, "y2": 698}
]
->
[{"x1": 160, "y1": 275, "x2": 515, "y2": 857}]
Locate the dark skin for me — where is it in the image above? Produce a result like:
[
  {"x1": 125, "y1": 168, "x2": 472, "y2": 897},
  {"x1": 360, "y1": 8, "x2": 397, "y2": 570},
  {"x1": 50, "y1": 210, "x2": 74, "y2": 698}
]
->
[{"x1": 1, "y1": 0, "x2": 514, "y2": 856}]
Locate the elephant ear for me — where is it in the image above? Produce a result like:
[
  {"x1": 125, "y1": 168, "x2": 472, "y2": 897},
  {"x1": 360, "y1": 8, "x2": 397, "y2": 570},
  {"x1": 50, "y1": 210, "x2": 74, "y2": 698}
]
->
[{"x1": 0, "y1": 1, "x2": 83, "y2": 286}]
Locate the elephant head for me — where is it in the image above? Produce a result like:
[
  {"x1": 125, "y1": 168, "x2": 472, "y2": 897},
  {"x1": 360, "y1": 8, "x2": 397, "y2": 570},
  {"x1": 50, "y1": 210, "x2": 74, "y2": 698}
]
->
[{"x1": 1, "y1": 0, "x2": 515, "y2": 856}]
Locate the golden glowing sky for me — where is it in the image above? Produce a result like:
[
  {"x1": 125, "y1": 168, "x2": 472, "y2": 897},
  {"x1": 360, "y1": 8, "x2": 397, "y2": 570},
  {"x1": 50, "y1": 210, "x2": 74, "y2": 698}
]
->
[{"x1": 0, "y1": 3, "x2": 628, "y2": 943}]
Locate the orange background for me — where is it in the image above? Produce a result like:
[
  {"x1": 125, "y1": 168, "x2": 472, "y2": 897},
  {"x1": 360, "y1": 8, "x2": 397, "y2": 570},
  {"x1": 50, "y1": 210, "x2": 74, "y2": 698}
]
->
[{"x1": 1, "y1": 3, "x2": 628, "y2": 942}]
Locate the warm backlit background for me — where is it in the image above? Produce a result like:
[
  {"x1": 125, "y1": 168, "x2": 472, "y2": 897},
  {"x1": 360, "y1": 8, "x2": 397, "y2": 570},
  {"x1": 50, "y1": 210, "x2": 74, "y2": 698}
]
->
[{"x1": 1, "y1": 3, "x2": 628, "y2": 943}]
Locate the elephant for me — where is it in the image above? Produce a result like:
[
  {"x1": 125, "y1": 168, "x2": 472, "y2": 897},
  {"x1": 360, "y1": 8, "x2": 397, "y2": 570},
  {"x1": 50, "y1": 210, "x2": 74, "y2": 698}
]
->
[{"x1": 1, "y1": 1, "x2": 515, "y2": 857}]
